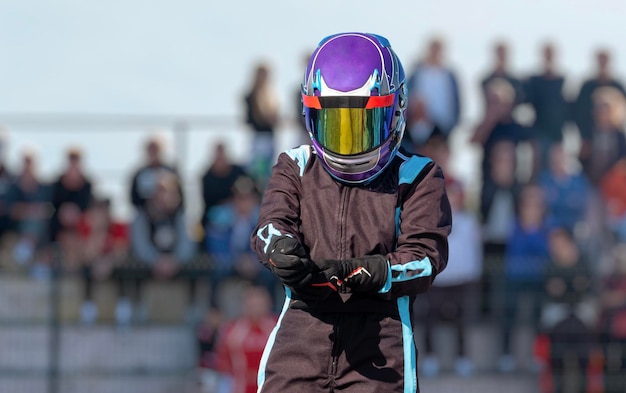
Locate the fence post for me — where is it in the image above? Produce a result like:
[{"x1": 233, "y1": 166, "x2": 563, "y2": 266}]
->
[
  {"x1": 173, "y1": 120, "x2": 189, "y2": 174},
  {"x1": 48, "y1": 243, "x2": 62, "y2": 393}
]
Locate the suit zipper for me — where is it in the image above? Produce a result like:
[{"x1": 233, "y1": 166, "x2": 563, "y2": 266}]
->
[
  {"x1": 330, "y1": 313, "x2": 342, "y2": 380},
  {"x1": 338, "y1": 185, "x2": 348, "y2": 260},
  {"x1": 338, "y1": 186, "x2": 350, "y2": 293}
]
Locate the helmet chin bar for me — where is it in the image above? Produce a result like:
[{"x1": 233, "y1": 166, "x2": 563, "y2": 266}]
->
[{"x1": 322, "y1": 148, "x2": 381, "y2": 175}]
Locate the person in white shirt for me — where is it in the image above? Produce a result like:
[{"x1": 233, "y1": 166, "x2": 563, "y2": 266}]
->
[
  {"x1": 404, "y1": 38, "x2": 461, "y2": 151},
  {"x1": 418, "y1": 178, "x2": 482, "y2": 377}
]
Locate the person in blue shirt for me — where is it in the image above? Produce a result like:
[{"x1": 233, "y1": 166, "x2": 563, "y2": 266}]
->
[
  {"x1": 536, "y1": 142, "x2": 593, "y2": 234},
  {"x1": 499, "y1": 183, "x2": 552, "y2": 372}
]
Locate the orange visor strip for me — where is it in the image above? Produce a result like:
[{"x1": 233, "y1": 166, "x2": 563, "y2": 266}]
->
[
  {"x1": 301, "y1": 94, "x2": 395, "y2": 109},
  {"x1": 301, "y1": 94, "x2": 322, "y2": 109}
]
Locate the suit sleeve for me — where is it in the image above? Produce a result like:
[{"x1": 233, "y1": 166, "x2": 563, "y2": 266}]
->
[
  {"x1": 250, "y1": 151, "x2": 305, "y2": 267},
  {"x1": 381, "y1": 161, "x2": 452, "y2": 298}
]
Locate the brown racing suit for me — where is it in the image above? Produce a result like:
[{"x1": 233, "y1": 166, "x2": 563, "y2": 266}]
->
[{"x1": 250, "y1": 145, "x2": 451, "y2": 392}]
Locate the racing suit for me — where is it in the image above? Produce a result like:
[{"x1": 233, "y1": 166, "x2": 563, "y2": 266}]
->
[{"x1": 250, "y1": 145, "x2": 451, "y2": 393}]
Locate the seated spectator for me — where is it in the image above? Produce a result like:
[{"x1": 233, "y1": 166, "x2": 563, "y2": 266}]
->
[
  {"x1": 0, "y1": 132, "x2": 15, "y2": 244},
  {"x1": 598, "y1": 243, "x2": 626, "y2": 392},
  {"x1": 204, "y1": 176, "x2": 279, "y2": 311},
  {"x1": 419, "y1": 179, "x2": 482, "y2": 378},
  {"x1": 537, "y1": 142, "x2": 593, "y2": 234},
  {"x1": 49, "y1": 147, "x2": 93, "y2": 271},
  {"x1": 479, "y1": 140, "x2": 520, "y2": 318},
  {"x1": 115, "y1": 170, "x2": 197, "y2": 325},
  {"x1": 130, "y1": 134, "x2": 183, "y2": 210},
  {"x1": 6, "y1": 148, "x2": 52, "y2": 268},
  {"x1": 417, "y1": 131, "x2": 452, "y2": 178},
  {"x1": 581, "y1": 89, "x2": 626, "y2": 185},
  {"x1": 77, "y1": 197, "x2": 129, "y2": 325},
  {"x1": 499, "y1": 183, "x2": 552, "y2": 373},
  {"x1": 201, "y1": 142, "x2": 248, "y2": 230},
  {"x1": 539, "y1": 227, "x2": 594, "y2": 393},
  {"x1": 600, "y1": 157, "x2": 626, "y2": 242},
  {"x1": 196, "y1": 307, "x2": 225, "y2": 392},
  {"x1": 471, "y1": 77, "x2": 529, "y2": 186},
  {"x1": 214, "y1": 285, "x2": 277, "y2": 393},
  {"x1": 574, "y1": 49, "x2": 626, "y2": 160}
]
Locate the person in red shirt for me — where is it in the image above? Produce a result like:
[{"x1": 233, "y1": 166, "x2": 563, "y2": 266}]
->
[
  {"x1": 77, "y1": 197, "x2": 129, "y2": 324},
  {"x1": 214, "y1": 285, "x2": 277, "y2": 393},
  {"x1": 599, "y1": 244, "x2": 626, "y2": 392}
]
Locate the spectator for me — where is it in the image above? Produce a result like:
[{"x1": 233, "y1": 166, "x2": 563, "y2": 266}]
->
[
  {"x1": 574, "y1": 49, "x2": 626, "y2": 159},
  {"x1": 294, "y1": 51, "x2": 314, "y2": 146},
  {"x1": 499, "y1": 183, "x2": 551, "y2": 373},
  {"x1": 200, "y1": 142, "x2": 247, "y2": 230},
  {"x1": 49, "y1": 147, "x2": 93, "y2": 270},
  {"x1": 6, "y1": 148, "x2": 52, "y2": 267},
  {"x1": 116, "y1": 170, "x2": 196, "y2": 325},
  {"x1": 196, "y1": 307, "x2": 225, "y2": 392},
  {"x1": 536, "y1": 142, "x2": 593, "y2": 234},
  {"x1": 418, "y1": 133, "x2": 453, "y2": 178},
  {"x1": 419, "y1": 179, "x2": 482, "y2": 377},
  {"x1": 404, "y1": 37, "x2": 461, "y2": 151},
  {"x1": 471, "y1": 77, "x2": 529, "y2": 186},
  {"x1": 0, "y1": 131, "x2": 15, "y2": 243},
  {"x1": 540, "y1": 227, "x2": 594, "y2": 393},
  {"x1": 600, "y1": 158, "x2": 626, "y2": 242},
  {"x1": 480, "y1": 41, "x2": 524, "y2": 108},
  {"x1": 243, "y1": 62, "x2": 280, "y2": 189},
  {"x1": 523, "y1": 43, "x2": 571, "y2": 176},
  {"x1": 598, "y1": 243, "x2": 626, "y2": 393},
  {"x1": 479, "y1": 140, "x2": 520, "y2": 317},
  {"x1": 77, "y1": 197, "x2": 129, "y2": 325},
  {"x1": 204, "y1": 176, "x2": 279, "y2": 312},
  {"x1": 581, "y1": 89, "x2": 626, "y2": 185},
  {"x1": 130, "y1": 134, "x2": 183, "y2": 210},
  {"x1": 214, "y1": 285, "x2": 277, "y2": 393}
]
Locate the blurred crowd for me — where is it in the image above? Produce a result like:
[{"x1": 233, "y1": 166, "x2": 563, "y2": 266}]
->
[
  {"x1": 405, "y1": 38, "x2": 626, "y2": 393},
  {"x1": 1, "y1": 37, "x2": 626, "y2": 393},
  {"x1": 0, "y1": 130, "x2": 282, "y2": 318}
]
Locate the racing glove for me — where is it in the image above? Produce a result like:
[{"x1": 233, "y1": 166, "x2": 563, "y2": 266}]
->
[
  {"x1": 267, "y1": 236, "x2": 314, "y2": 288},
  {"x1": 314, "y1": 255, "x2": 389, "y2": 293},
  {"x1": 292, "y1": 271, "x2": 339, "y2": 300}
]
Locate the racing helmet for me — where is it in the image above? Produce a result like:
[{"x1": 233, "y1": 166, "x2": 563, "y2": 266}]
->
[{"x1": 301, "y1": 32, "x2": 407, "y2": 184}]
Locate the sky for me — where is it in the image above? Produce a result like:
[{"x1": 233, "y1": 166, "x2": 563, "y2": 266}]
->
[
  {"x1": 1, "y1": 0, "x2": 625, "y2": 217},
  {"x1": 2, "y1": 0, "x2": 625, "y2": 115}
]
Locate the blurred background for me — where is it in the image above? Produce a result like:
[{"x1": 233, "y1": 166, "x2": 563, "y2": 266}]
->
[{"x1": 2, "y1": 0, "x2": 626, "y2": 392}]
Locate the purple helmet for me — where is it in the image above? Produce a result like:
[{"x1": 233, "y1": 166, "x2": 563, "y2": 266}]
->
[{"x1": 301, "y1": 32, "x2": 407, "y2": 184}]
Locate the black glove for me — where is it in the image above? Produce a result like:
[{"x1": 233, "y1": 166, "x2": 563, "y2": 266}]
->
[
  {"x1": 314, "y1": 255, "x2": 389, "y2": 293},
  {"x1": 291, "y1": 271, "x2": 339, "y2": 301},
  {"x1": 267, "y1": 236, "x2": 314, "y2": 288}
]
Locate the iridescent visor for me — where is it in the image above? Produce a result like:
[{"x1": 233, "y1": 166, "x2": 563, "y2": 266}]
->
[{"x1": 303, "y1": 95, "x2": 395, "y2": 156}]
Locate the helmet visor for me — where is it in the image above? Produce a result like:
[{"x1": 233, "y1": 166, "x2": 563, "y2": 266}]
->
[{"x1": 303, "y1": 94, "x2": 395, "y2": 156}]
